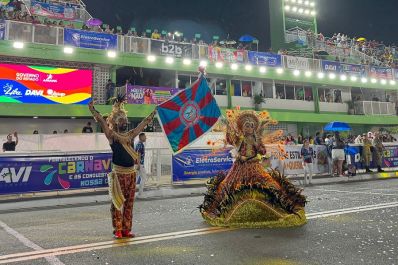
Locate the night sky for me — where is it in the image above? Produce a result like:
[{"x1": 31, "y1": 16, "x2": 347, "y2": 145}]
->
[{"x1": 84, "y1": 0, "x2": 398, "y2": 50}]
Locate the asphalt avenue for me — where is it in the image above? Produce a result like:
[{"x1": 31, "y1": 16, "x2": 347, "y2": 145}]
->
[{"x1": 0, "y1": 179, "x2": 398, "y2": 265}]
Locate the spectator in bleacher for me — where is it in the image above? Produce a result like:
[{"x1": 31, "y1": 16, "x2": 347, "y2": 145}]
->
[
  {"x1": 2, "y1": 132, "x2": 18, "y2": 152},
  {"x1": 82, "y1": 122, "x2": 93, "y2": 133},
  {"x1": 151, "y1": 29, "x2": 160, "y2": 40},
  {"x1": 105, "y1": 79, "x2": 115, "y2": 104},
  {"x1": 104, "y1": 25, "x2": 114, "y2": 34},
  {"x1": 33, "y1": 130, "x2": 39, "y2": 135},
  {"x1": 141, "y1": 31, "x2": 147, "y2": 38}
]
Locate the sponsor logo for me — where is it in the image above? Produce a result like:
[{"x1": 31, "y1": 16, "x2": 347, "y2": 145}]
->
[
  {"x1": 43, "y1": 74, "x2": 58, "y2": 83},
  {"x1": 46, "y1": 89, "x2": 65, "y2": 97},
  {"x1": 0, "y1": 166, "x2": 32, "y2": 184},
  {"x1": 16, "y1": 73, "x2": 40, "y2": 81},
  {"x1": 25, "y1": 90, "x2": 44, "y2": 96},
  {"x1": 3, "y1": 83, "x2": 22, "y2": 98}
]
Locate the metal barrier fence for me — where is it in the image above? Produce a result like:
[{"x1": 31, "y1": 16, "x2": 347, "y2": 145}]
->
[{"x1": 354, "y1": 101, "x2": 396, "y2": 116}]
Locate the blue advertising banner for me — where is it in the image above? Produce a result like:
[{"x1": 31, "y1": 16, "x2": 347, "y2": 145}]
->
[
  {"x1": 340, "y1": 63, "x2": 366, "y2": 77},
  {"x1": 345, "y1": 144, "x2": 398, "y2": 169},
  {"x1": 321, "y1": 60, "x2": 340, "y2": 72},
  {"x1": 248, "y1": 51, "x2": 282, "y2": 67},
  {"x1": 172, "y1": 149, "x2": 233, "y2": 182},
  {"x1": 369, "y1": 66, "x2": 394, "y2": 80},
  {"x1": 322, "y1": 61, "x2": 365, "y2": 77},
  {"x1": 0, "y1": 19, "x2": 5, "y2": 40},
  {"x1": 64, "y1": 29, "x2": 118, "y2": 50},
  {"x1": 0, "y1": 153, "x2": 112, "y2": 195}
]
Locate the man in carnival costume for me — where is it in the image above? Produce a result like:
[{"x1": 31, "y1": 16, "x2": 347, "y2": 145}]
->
[{"x1": 88, "y1": 95, "x2": 156, "y2": 239}]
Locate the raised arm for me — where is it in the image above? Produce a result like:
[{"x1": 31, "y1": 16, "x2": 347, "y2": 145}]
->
[
  {"x1": 14, "y1": 132, "x2": 18, "y2": 146},
  {"x1": 88, "y1": 101, "x2": 113, "y2": 140},
  {"x1": 128, "y1": 110, "x2": 157, "y2": 139}
]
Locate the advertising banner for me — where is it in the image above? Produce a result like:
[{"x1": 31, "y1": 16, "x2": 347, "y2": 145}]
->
[
  {"x1": 345, "y1": 144, "x2": 398, "y2": 169},
  {"x1": 208, "y1": 46, "x2": 246, "y2": 63},
  {"x1": 64, "y1": 29, "x2": 118, "y2": 50},
  {"x1": 0, "y1": 19, "x2": 5, "y2": 40},
  {"x1": 270, "y1": 145, "x2": 330, "y2": 175},
  {"x1": 0, "y1": 63, "x2": 92, "y2": 104},
  {"x1": 369, "y1": 66, "x2": 393, "y2": 80},
  {"x1": 321, "y1": 60, "x2": 340, "y2": 72},
  {"x1": 126, "y1": 85, "x2": 179, "y2": 105},
  {"x1": 285, "y1": 56, "x2": 310, "y2": 70},
  {"x1": 248, "y1": 51, "x2": 282, "y2": 67},
  {"x1": 30, "y1": 0, "x2": 77, "y2": 20},
  {"x1": 172, "y1": 149, "x2": 234, "y2": 182},
  {"x1": 322, "y1": 60, "x2": 365, "y2": 77},
  {"x1": 340, "y1": 63, "x2": 366, "y2": 77},
  {"x1": 151, "y1": 40, "x2": 192, "y2": 58},
  {"x1": 0, "y1": 153, "x2": 112, "y2": 195}
]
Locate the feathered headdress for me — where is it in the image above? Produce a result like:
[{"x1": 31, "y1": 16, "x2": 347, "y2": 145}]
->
[{"x1": 107, "y1": 93, "x2": 128, "y2": 131}]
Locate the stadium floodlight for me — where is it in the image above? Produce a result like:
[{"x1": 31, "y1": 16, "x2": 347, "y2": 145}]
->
[
  {"x1": 199, "y1": 60, "x2": 208, "y2": 67},
  {"x1": 63, "y1": 47, "x2": 74, "y2": 54},
  {"x1": 298, "y1": 0, "x2": 303, "y2": 4},
  {"x1": 305, "y1": 71, "x2": 312, "y2": 77},
  {"x1": 304, "y1": 0, "x2": 310, "y2": 5},
  {"x1": 13, "y1": 41, "x2": 24, "y2": 49},
  {"x1": 340, "y1": 75, "x2": 347, "y2": 81},
  {"x1": 390, "y1": 80, "x2": 396, "y2": 86},
  {"x1": 317, "y1": 72, "x2": 325, "y2": 79},
  {"x1": 310, "y1": 2, "x2": 315, "y2": 7},
  {"x1": 380, "y1": 79, "x2": 387, "y2": 85},
  {"x1": 231, "y1": 63, "x2": 239, "y2": 70},
  {"x1": 361, "y1": 77, "x2": 368, "y2": 83},
  {"x1": 33, "y1": 116, "x2": 38, "y2": 119},
  {"x1": 147, "y1": 55, "x2": 156, "y2": 62},
  {"x1": 292, "y1": 6, "x2": 298, "y2": 12},
  {"x1": 259, "y1": 66, "x2": 267, "y2": 73},
  {"x1": 215, "y1": 62, "x2": 223, "y2": 68},
  {"x1": 245, "y1": 64, "x2": 253, "y2": 71},
  {"x1": 311, "y1": 10, "x2": 316, "y2": 16},
  {"x1": 328, "y1": 73, "x2": 336, "y2": 79},
  {"x1": 304, "y1": 9, "x2": 310, "y2": 15},
  {"x1": 371, "y1": 78, "x2": 377, "y2": 84},
  {"x1": 182, "y1": 58, "x2": 191, "y2": 65},
  {"x1": 291, "y1": 0, "x2": 297, "y2": 3},
  {"x1": 107, "y1": 51, "x2": 117, "y2": 58},
  {"x1": 285, "y1": 5, "x2": 291, "y2": 11},
  {"x1": 165, "y1": 57, "x2": 174, "y2": 64},
  {"x1": 298, "y1": 8, "x2": 304, "y2": 13},
  {"x1": 293, "y1": 69, "x2": 300, "y2": 76},
  {"x1": 276, "y1": 68, "x2": 284, "y2": 74},
  {"x1": 350, "y1": 76, "x2": 358, "y2": 82}
]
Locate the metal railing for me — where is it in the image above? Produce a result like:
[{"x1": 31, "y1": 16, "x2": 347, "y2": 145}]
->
[
  {"x1": 3, "y1": 20, "x2": 398, "y2": 81},
  {"x1": 354, "y1": 101, "x2": 396, "y2": 116}
]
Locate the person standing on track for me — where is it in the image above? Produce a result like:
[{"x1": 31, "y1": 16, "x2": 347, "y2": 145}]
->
[{"x1": 88, "y1": 96, "x2": 156, "y2": 239}]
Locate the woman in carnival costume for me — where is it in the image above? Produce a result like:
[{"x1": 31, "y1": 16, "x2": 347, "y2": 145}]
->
[
  {"x1": 200, "y1": 109, "x2": 307, "y2": 228},
  {"x1": 88, "y1": 95, "x2": 156, "y2": 239}
]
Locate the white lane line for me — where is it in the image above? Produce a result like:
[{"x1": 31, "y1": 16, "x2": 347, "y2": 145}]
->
[
  {"x1": 308, "y1": 202, "x2": 398, "y2": 219},
  {"x1": 0, "y1": 220, "x2": 65, "y2": 265},
  {"x1": 310, "y1": 188, "x2": 398, "y2": 197},
  {"x1": 306, "y1": 201, "x2": 398, "y2": 217},
  {"x1": 1, "y1": 202, "x2": 398, "y2": 264}
]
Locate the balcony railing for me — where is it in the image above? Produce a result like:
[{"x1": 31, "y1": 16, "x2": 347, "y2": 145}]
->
[
  {"x1": 3, "y1": 20, "x2": 398, "y2": 82},
  {"x1": 354, "y1": 101, "x2": 396, "y2": 116}
]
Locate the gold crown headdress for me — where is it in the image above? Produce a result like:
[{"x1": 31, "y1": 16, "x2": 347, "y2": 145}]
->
[{"x1": 107, "y1": 94, "x2": 128, "y2": 131}]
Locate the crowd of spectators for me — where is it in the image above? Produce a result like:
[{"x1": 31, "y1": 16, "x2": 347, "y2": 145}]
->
[{"x1": 308, "y1": 31, "x2": 397, "y2": 68}]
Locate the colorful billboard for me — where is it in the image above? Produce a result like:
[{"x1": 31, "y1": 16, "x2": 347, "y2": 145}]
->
[
  {"x1": 0, "y1": 64, "x2": 92, "y2": 104},
  {"x1": 369, "y1": 66, "x2": 394, "y2": 80},
  {"x1": 208, "y1": 46, "x2": 246, "y2": 63},
  {"x1": 30, "y1": 0, "x2": 77, "y2": 21},
  {"x1": 0, "y1": 153, "x2": 111, "y2": 195},
  {"x1": 126, "y1": 85, "x2": 179, "y2": 105}
]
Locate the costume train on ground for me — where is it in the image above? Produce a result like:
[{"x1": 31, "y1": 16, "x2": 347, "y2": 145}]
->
[{"x1": 200, "y1": 109, "x2": 307, "y2": 228}]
